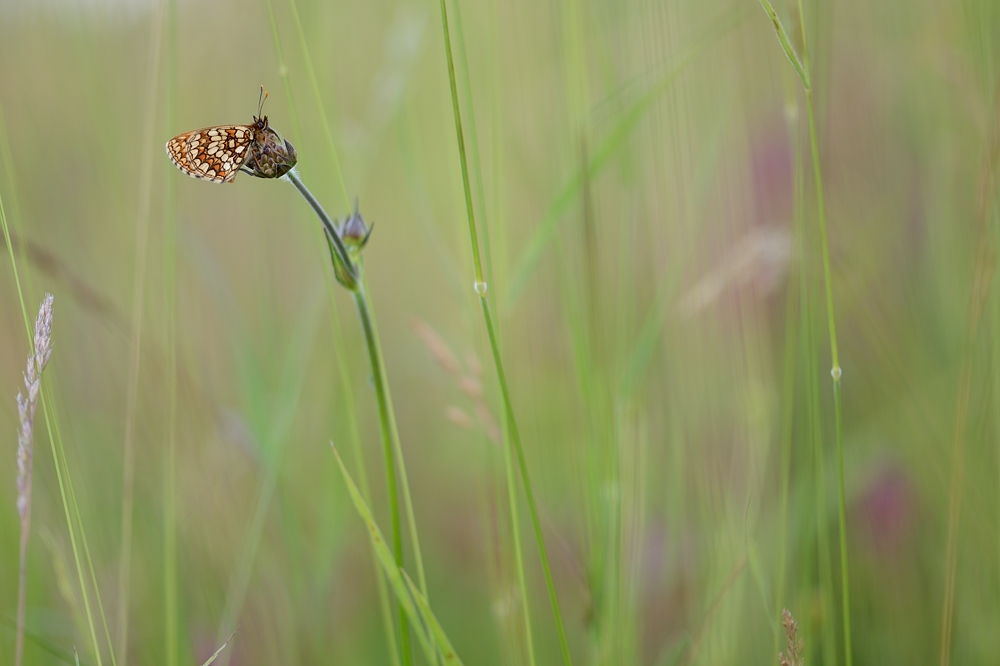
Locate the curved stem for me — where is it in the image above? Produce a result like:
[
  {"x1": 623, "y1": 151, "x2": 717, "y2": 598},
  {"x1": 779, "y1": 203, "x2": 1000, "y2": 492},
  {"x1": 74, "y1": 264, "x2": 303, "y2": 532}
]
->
[
  {"x1": 292, "y1": 175, "x2": 430, "y2": 665},
  {"x1": 286, "y1": 171, "x2": 355, "y2": 282}
]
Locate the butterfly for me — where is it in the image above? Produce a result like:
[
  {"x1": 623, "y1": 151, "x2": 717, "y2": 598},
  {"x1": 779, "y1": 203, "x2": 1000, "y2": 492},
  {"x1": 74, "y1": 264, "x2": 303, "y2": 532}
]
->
[{"x1": 165, "y1": 87, "x2": 297, "y2": 183}]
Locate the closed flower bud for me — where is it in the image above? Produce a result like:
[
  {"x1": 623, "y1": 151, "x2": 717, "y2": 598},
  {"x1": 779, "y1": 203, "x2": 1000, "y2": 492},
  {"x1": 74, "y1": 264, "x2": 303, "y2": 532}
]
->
[{"x1": 340, "y1": 199, "x2": 373, "y2": 250}]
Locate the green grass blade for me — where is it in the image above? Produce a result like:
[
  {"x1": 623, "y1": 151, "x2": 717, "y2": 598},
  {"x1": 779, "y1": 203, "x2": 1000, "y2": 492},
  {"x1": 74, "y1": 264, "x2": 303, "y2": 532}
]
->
[
  {"x1": 401, "y1": 570, "x2": 464, "y2": 666},
  {"x1": 331, "y1": 444, "x2": 459, "y2": 665},
  {"x1": 756, "y1": 0, "x2": 809, "y2": 90}
]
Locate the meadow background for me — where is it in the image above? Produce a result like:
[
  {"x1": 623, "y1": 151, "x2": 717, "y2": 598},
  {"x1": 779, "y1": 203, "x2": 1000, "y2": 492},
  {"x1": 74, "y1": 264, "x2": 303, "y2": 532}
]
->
[{"x1": 1, "y1": 0, "x2": 999, "y2": 664}]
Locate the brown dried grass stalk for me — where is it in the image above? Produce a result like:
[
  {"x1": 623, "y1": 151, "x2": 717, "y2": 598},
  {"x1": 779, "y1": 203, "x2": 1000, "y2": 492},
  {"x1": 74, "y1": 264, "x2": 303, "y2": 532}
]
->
[{"x1": 15, "y1": 293, "x2": 54, "y2": 666}]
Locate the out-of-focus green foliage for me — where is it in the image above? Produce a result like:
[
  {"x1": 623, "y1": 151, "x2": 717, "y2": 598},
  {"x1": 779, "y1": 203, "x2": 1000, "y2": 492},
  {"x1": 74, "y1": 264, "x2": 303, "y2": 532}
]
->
[{"x1": 3, "y1": 0, "x2": 1000, "y2": 664}]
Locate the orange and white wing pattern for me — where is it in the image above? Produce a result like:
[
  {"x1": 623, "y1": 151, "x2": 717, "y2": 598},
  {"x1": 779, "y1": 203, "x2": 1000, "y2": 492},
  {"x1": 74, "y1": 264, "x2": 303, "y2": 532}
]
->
[{"x1": 165, "y1": 125, "x2": 256, "y2": 183}]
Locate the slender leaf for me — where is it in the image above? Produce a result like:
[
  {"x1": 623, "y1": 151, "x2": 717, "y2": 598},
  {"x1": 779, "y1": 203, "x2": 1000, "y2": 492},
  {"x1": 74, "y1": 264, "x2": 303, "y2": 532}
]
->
[{"x1": 331, "y1": 444, "x2": 465, "y2": 665}]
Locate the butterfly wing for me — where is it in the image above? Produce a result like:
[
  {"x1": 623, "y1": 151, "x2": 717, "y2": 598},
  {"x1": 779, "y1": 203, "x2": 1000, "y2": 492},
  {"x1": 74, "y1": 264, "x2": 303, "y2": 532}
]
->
[{"x1": 165, "y1": 125, "x2": 255, "y2": 183}]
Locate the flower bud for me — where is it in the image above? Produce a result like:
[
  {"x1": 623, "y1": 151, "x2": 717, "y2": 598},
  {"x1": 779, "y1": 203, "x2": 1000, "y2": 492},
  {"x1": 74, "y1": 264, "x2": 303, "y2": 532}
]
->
[{"x1": 339, "y1": 199, "x2": 373, "y2": 250}]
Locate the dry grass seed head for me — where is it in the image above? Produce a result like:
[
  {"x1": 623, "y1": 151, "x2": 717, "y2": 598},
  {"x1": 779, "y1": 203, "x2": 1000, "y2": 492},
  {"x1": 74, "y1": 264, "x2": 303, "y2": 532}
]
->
[
  {"x1": 17, "y1": 294, "x2": 54, "y2": 520},
  {"x1": 778, "y1": 608, "x2": 804, "y2": 666}
]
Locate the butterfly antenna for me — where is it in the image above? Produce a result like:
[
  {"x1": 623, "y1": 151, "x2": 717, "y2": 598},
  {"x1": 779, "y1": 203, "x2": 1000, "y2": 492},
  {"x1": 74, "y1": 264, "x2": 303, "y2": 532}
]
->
[{"x1": 257, "y1": 85, "x2": 268, "y2": 119}]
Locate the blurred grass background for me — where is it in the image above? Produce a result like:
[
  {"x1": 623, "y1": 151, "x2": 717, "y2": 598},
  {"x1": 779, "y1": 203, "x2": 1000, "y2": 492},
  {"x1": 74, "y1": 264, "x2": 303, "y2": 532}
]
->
[{"x1": 2, "y1": 0, "x2": 1000, "y2": 663}]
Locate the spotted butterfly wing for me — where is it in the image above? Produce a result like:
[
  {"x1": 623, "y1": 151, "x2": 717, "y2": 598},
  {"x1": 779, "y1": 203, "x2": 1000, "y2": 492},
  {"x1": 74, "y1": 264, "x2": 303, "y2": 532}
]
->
[{"x1": 166, "y1": 124, "x2": 257, "y2": 183}]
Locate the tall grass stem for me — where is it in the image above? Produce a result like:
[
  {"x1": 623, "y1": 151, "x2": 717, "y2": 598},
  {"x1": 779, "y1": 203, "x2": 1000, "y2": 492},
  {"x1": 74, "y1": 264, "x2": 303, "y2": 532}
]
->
[
  {"x1": 758, "y1": 1, "x2": 851, "y2": 660},
  {"x1": 436, "y1": 0, "x2": 573, "y2": 662}
]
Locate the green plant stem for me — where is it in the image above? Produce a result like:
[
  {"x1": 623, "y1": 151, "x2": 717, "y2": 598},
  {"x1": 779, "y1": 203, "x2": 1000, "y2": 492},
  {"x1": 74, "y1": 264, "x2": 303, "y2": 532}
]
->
[
  {"x1": 351, "y1": 280, "x2": 410, "y2": 665},
  {"x1": 356, "y1": 264, "x2": 430, "y2": 597},
  {"x1": 42, "y1": 395, "x2": 104, "y2": 666},
  {"x1": 286, "y1": 171, "x2": 354, "y2": 279},
  {"x1": 758, "y1": 1, "x2": 851, "y2": 660},
  {"x1": 330, "y1": 290, "x2": 401, "y2": 666},
  {"x1": 436, "y1": 0, "x2": 572, "y2": 662},
  {"x1": 804, "y1": 78, "x2": 852, "y2": 666},
  {"x1": 499, "y1": 391, "x2": 536, "y2": 666},
  {"x1": 288, "y1": 171, "x2": 430, "y2": 665},
  {"x1": 437, "y1": 0, "x2": 483, "y2": 286},
  {"x1": 481, "y1": 299, "x2": 572, "y2": 665},
  {"x1": 774, "y1": 83, "x2": 801, "y2": 659}
]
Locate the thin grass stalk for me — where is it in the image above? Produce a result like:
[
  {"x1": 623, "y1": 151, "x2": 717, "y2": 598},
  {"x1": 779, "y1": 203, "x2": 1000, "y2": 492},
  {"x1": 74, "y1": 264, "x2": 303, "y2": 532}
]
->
[
  {"x1": 14, "y1": 419, "x2": 31, "y2": 666},
  {"x1": 41, "y1": 393, "x2": 105, "y2": 666},
  {"x1": 499, "y1": 418, "x2": 536, "y2": 666},
  {"x1": 1, "y1": 137, "x2": 103, "y2": 666},
  {"x1": 15, "y1": 295, "x2": 53, "y2": 666},
  {"x1": 436, "y1": 0, "x2": 574, "y2": 663},
  {"x1": 57, "y1": 415, "x2": 118, "y2": 666},
  {"x1": 0, "y1": 99, "x2": 40, "y2": 310},
  {"x1": 330, "y1": 293, "x2": 401, "y2": 666},
  {"x1": 436, "y1": 0, "x2": 483, "y2": 285},
  {"x1": 481, "y1": 303, "x2": 573, "y2": 665},
  {"x1": 357, "y1": 262, "x2": 430, "y2": 600},
  {"x1": 4, "y1": 143, "x2": 111, "y2": 666},
  {"x1": 938, "y1": 81, "x2": 1000, "y2": 666},
  {"x1": 118, "y1": 4, "x2": 166, "y2": 661},
  {"x1": 0, "y1": 109, "x2": 31, "y2": 334},
  {"x1": 450, "y1": 0, "x2": 495, "y2": 303},
  {"x1": 163, "y1": 0, "x2": 180, "y2": 662},
  {"x1": 804, "y1": 56, "x2": 852, "y2": 666},
  {"x1": 800, "y1": 215, "x2": 837, "y2": 666},
  {"x1": 774, "y1": 93, "x2": 801, "y2": 659},
  {"x1": 350, "y1": 275, "x2": 412, "y2": 665},
  {"x1": 758, "y1": 0, "x2": 851, "y2": 660},
  {"x1": 792, "y1": 7, "x2": 852, "y2": 664},
  {"x1": 938, "y1": 234, "x2": 994, "y2": 666},
  {"x1": 2, "y1": 123, "x2": 109, "y2": 666}
]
